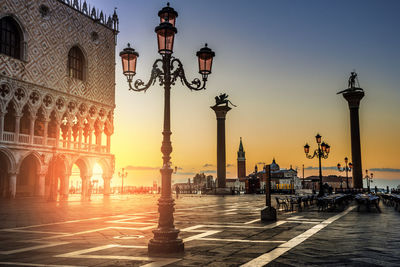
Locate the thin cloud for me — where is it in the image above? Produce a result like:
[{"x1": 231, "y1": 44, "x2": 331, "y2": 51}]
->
[
  {"x1": 199, "y1": 170, "x2": 217, "y2": 174},
  {"x1": 227, "y1": 164, "x2": 235, "y2": 167},
  {"x1": 370, "y1": 168, "x2": 400, "y2": 173},
  {"x1": 177, "y1": 172, "x2": 196, "y2": 176},
  {"x1": 203, "y1": 163, "x2": 214, "y2": 168},
  {"x1": 124, "y1": 165, "x2": 159, "y2": 171},
  {"x1": 257, "y1": 162, "x2": 265, "y2": 165},
  {"x1": 305, "y1": 166, "x2": 338, "y2": 170}
]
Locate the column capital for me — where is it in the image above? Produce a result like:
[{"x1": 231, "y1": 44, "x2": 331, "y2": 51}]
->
[
  {"x1": 343, "y1": 90, "x2": 365, "y2": 109},
  {"x1": 211, "y1": 105, "x2": 231, "y2": 119}
]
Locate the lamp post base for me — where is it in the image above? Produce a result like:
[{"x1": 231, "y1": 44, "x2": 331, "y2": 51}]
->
[{"x1": 148, "y1": 233, "x2": 184, "y2": 255}]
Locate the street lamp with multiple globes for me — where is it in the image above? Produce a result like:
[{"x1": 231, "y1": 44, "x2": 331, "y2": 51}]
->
[
  {"x1": 364, "y1": 169, "x2": 374, "y2": 192},
  {"x1": 118, "y1": 168, "x2": 128, "y2": 194},
  {"x1": 304, "y1": 134, "x2": 331, "y2": 197},
  {"x1": 119, "y1": 3, "x2": 215, "y2": 254},
  {"x1": 337, "y1": 157, "x2": 353, "y2": 189}
]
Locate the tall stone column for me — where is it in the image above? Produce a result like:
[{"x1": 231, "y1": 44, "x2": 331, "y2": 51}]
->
[
  {"x1": 342, "y1": 90, "x2": 364, "y2": 188},
  {"x1": 211, "y1": 105, "x2": 231, "y2": 192}
]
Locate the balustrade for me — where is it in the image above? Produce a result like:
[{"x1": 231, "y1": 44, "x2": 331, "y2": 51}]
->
[
  {"x1": 33, "y1": 136, "x2": 43, "y2": 145},
  {"x1": 19, "y1": 134, "x2": 30, "y2": 144},
  {"x1": 2, "y1": 132, "x2": 15, "y2": 142},
  {"x1": 1, "y1": 132, "x2": 110, "y2": 154}
]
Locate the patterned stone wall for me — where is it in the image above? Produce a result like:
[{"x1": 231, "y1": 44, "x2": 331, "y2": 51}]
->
[{"x1": 0, "y1": 0, "x2": 117, "y2": 107}]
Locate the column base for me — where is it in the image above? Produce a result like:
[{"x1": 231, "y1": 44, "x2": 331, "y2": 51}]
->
[
  {"x1": 261, "y1": 206, "x2": 277, "y2": 222},
  {"x1": 148, "y1": 237, "x2": 184, "y2": 255},
  {"x1": 215, "y1": 188, "x2": 231, "y2": 195}
]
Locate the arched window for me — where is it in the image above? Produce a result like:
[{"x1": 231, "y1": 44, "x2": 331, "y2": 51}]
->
[
  {"x1": 68, "y1": 46, "x2": 85, "y2": 80},
  {"x1": 0, "y1": 16, "x2": 22, "y2": 59}
]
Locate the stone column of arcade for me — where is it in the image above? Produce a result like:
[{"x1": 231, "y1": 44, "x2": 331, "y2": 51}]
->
[
  {"x1": 8, "y1": 172, "x2": 17, "y2": 198},
  {"x1": 338, "y1": 72, "x2": 365, "y2": 189},
  {"x1": 211, "y1": 101, "x2": 231, "y2": 195},
  {"x1": 103, "y1": 176, "x2": 111, "y2": 195}
]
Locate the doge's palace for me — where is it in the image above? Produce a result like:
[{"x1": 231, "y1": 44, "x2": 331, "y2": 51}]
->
[{"x1": 0, "y1": 0, "x2": 118, "y2": 199}]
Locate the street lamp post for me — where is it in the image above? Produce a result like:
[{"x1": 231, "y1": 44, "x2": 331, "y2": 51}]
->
[
  {"x1": 118, "y1": 168, "x2": 127, "y2": 194},
  {"x1": 364, "y1": 170, "x2": 373, "y2": 193},
  {"x1": 119, "y1": 3, "x2": 215, "y2": 254},
  {"x1": 337, "y1": 157, "x2": 353, "y2": 189},
  {"x1": 304, "y1": 134, "x2": 331, "y2": 197}
]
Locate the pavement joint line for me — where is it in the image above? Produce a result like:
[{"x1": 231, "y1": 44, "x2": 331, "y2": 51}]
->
[
  {"x1": 240, "y1": 206, "x2": 356, "y2": 267},
  {"x1": 244, "y1": 218, "x2": 260, "y2": 224},
  {"x1": 0, "y1": 241, "x2": 70, "y2": 255},
  {"x1": 199, "y1": 238, "x2": 286, "y2": 243},
  {"x1": 0, "y1": 262, "x2": 85, "y2": 267},
  {"x1": 3, "y1": 215, "x2": 126, "y2": 231},
  {"x1": 41, "y1": 225, "x2": 156, "y2": 240},
  {"x1": 1, "y1": 229, "x2": 70, "y2": 235},
  {"x1": 54, "y1": 244, "x2": 180, "y2": 267}
]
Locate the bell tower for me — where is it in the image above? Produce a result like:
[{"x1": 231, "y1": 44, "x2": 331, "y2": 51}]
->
[{"x1": 237, "y1": 137, "x2": 246, "y2": 178}]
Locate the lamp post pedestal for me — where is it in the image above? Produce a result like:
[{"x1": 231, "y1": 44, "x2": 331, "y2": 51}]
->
[
  {"x1": 343, "y1": 90, "x2": 364, "y2": 189},
  {"x1": 211, "y1": 105, "x2": 231, "y2": 194}
]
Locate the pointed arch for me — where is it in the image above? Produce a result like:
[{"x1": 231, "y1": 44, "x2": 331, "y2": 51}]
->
[
  {"x1": 0, "y1": 146, "x2": 17, "y2": 172},
  {"x1": 4, "y1": 100, "x2": 17, "y2": 132},
  {"x1": 16, "y1": 151, "x2": 43, "y2": 196},
  {"x1": 20, "y1": 104, "x2": 32, "y2": 135},
  {"x1": 68, "y1": 45, "x2": 87, "y2": 81}
]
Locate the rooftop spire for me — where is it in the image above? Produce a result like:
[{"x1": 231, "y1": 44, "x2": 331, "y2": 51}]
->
[{"x1": 237, "y1": 137, "x2": 245, "y2": 160}]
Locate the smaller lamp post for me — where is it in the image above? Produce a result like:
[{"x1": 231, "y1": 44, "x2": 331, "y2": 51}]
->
[
  {"x1": 118, "y1": 168, "x2": 128, "y2": 194},
  {"x1": 337, "y1": 157, "x2": 353, "y2": 189},
  {"x1": 364, "y1": 169, "x2": 373, "y2": 193},
  {"x1": 304, "y1": 133, "x2": 331, "y2": 197}
]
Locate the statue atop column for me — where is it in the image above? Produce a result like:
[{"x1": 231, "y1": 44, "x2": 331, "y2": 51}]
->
[
  {"x1": 214, "y1": 93, "x2": 237, "y2": 107},
  {"x1": 337, "y1": 71, "x2": 364, "y2": 94}
]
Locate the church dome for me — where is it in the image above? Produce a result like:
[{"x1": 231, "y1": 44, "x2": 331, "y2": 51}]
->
[{"x1": 270, "y1": 158, "x2": 280, "y2": 172}]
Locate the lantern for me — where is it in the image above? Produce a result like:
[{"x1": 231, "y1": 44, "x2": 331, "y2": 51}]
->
[
  {"x1": 119, "y1": 43, "x2": 139, "y2": 81},
  {"x1": 315, "y1": 133, "x2": 322, "y2": 144},
  {"x1": 325, "y1": 144, "x2": 330, "y2": 154},
  {"x1": 304, "y1": 143, "x2": 310, "y2": 154},
  {"x1": 196, "y1": 43, "x2": 215, "y2": 77},
  {"x1": 158, "y1": 2, "x2": 178, "y2": 27},
  {"x1": 155, "y1": 20, "x2": 177, "y2": 55}
]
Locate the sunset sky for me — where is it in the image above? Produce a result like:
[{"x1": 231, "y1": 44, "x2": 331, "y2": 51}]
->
[{"x1": 89, "y1": 0, "x2": 400, "y2": 188}]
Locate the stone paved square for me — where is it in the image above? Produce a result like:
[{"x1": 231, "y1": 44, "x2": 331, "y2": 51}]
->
[{"x1": 0, "y1": 194, "x2": 399, "y2": 266}]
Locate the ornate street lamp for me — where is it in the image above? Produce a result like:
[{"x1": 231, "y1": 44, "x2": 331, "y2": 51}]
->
[
  {"x1": 364, "y1": 169, "x2": 373, "y2": 193},
  {"x1": 118, "y1": 168, "x2": 128, "y2": 194},
  {"x1": 337, "y1": 157, "x2": 352, "y2": 189},
  {"x1": 119, "y1": 3, "x2": 215, "y2": 254},
  {"x1": 304, "y1": 133, "x2": 331, "y2": 197}
]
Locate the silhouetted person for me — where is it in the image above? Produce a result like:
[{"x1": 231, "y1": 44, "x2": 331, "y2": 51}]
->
[{"x1": 176, "y1": 186, "x2": 180, "y2": 199}]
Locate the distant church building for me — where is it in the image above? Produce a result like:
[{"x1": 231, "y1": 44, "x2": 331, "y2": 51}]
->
[
  {"x1": 0, "y1": 0, "x2": 118, "y2": 198},
  {"x1": 237, "y1": 137, "x2": 246, "y2": 179}
]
